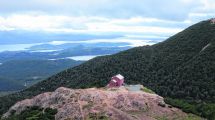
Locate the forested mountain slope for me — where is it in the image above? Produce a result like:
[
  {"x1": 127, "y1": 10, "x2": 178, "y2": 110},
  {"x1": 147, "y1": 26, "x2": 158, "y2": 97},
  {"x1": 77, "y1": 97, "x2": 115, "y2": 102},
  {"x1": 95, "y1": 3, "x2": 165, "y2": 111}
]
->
[
  {"x1": 0, "y1": 59, "x2": 83, "y2": 91},
  {"x1": 0, "y1": 19, "x2": 215, "y2": 119}
]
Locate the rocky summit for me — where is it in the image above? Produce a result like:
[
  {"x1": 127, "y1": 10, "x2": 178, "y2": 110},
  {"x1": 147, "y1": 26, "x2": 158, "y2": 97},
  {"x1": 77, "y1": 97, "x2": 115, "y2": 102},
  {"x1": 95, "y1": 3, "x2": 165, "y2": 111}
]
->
[{"x1": 3, "y1": 86, "x2": 198, "y2": 120}]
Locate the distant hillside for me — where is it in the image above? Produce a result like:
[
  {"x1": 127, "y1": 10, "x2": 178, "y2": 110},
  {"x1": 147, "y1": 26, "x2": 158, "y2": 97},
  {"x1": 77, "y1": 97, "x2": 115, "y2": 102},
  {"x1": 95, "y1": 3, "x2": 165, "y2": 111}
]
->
[
  {"x1": 0, "y1": 46, "x2": 130, "y2": 62},
  {"x1": 0, "y1": 78, "x2": 23, "y2": 91},
  {"x1": 0, "y1": 19, "x2": 215, "y2": 119},
  {"x1": 0, "y1": 59, "x2": 83, "y2": 91},
  {"x1": 0, "y1": 38, "x2": 130, "y2": 91}
]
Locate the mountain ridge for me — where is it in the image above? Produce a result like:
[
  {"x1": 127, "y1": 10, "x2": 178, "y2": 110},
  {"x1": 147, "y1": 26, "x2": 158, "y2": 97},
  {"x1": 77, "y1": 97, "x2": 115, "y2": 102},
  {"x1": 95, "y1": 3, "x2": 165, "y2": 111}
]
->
[{"x1": 0, "y1": 19, "x2": 215, "y2": 119}]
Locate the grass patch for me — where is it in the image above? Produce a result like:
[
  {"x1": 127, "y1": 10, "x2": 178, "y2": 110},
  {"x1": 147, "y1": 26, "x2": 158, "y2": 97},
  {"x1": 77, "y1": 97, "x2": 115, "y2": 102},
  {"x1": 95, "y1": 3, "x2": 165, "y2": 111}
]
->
[
  {"x1": 126, "y1": 105, "x2": 149, "y2": 115},
  {"x1": 164, "y1": 98, "x2": 214, "y2": 120},
  {"x1": 3, "y1": 106, "x2": 57, "y2": 120},
  {"x1": 140, "y1": 87, "x2": 155, "y2": 94},
  {"x1": 82, "y1": 101, "x2": 94, "y2": 110},
  {"x1": 155, "y1": 115, "x2": 169, "y2": 120},
  {"x1": 87, "y1": 112, "x2": 109, "y2": 120},
  {"x1": 184, "y1": 114, "x2": 204, "y2": 120}
]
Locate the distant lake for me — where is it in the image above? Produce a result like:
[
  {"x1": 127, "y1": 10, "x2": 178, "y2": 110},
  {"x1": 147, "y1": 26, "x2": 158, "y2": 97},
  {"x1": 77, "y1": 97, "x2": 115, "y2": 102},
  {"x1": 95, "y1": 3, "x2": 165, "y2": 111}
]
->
[{"x1": 67, "y1": 55, "x2": 108, "y2": 61}]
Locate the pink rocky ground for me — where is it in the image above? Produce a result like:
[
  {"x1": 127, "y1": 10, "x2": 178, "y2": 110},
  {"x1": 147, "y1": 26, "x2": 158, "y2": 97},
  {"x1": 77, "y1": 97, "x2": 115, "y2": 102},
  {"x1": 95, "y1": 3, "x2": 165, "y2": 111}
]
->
[{"x1": 3, "y1": 86, "x2": 194, "y2": 120}]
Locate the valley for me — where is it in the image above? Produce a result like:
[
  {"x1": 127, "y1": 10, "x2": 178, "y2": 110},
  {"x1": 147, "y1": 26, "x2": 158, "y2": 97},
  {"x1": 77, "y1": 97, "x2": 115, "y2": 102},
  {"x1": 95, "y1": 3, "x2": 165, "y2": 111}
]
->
[{"x1": 0, "y1": 41, "x2": 133, "y2": 91}]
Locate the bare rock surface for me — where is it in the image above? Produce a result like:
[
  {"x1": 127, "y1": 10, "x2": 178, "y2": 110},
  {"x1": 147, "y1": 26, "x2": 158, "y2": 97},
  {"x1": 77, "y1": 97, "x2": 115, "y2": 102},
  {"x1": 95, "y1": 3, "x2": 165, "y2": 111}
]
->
[{"x1": 3, "y1": 86, "x2": 193, "y2": 120}]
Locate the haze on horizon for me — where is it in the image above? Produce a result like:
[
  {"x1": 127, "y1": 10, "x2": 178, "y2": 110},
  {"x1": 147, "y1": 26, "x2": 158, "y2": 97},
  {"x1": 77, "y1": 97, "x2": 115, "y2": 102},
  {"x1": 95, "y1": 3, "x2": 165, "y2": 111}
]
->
[{"x1": 0, "y1": 0, "x2": 214, "y2": 46}]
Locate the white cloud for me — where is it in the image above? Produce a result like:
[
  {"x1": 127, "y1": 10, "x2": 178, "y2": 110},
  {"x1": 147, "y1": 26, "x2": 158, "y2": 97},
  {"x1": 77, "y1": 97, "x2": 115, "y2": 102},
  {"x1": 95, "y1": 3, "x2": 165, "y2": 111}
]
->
[
  {"x1": 0, "y1": 0, "x2": 213, "y2": 28},
  {"x1": 0, "y1": 15, "x2": 88, "y2": 31},
  {"x1": 0, "y1": 0, "x2": 214, "y2": 44},
  {"x1": 48, "y1": 38, "x2": 153, "y2": 47},
  {"x1": 0, "y1": 0, "x2": 211, "y2": 21},
  {"x1": 0, "y1": 14, "x2": 183, "y2": 36},
  {"x1": 187, "y1": 0, "x2": 215, "y2": 22},
  {"x1": 200, "y1": 0, "x2": 215, "y2": 10}
]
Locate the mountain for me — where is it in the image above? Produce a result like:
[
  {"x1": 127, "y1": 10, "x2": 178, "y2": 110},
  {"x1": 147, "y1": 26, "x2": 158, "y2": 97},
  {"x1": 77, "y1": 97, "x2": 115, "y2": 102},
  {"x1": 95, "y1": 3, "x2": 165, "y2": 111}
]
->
[
  {"x1": 0, "y1": 40, "x2": 130, "y2": 91},
  {"x1": 0, "y1": 59, "x2": 83, "y2": 91},
  {"x1": 0, "y1": 46, "x2": 130, "y2": 62},
  {"x1": 27, "y1": 42, "x2": 130, "y2": 51},
  {"x1": 2, "y1": 86, "x2": 202, "y2": 120},
  {"x1": 0, "y1": 19, "x2": 215, "y2": 119}
]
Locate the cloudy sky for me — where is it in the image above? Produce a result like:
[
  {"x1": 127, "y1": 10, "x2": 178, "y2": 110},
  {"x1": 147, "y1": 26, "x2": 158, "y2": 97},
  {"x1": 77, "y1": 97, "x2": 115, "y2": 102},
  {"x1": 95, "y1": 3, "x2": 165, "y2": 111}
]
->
[{"x1": 0, "y1": 0, "x2": 215, "y2": 45}]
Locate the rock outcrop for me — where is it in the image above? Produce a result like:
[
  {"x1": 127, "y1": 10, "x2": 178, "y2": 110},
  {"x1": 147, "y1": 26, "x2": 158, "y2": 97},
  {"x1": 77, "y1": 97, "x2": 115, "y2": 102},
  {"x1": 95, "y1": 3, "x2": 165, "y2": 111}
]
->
[{"x1": 3, "y1": 86, "x2": 194, "y2": 120}]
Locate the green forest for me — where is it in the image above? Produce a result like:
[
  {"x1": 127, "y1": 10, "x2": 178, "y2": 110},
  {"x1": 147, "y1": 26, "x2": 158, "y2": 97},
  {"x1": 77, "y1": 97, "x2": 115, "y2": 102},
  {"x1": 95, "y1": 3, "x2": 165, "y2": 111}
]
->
[
  {"x1": 0, "y1": 59, "x2": 83, "y2": 91},
  {"x1": 0, "y1": 20, "x2": 215, "y2": 119}
]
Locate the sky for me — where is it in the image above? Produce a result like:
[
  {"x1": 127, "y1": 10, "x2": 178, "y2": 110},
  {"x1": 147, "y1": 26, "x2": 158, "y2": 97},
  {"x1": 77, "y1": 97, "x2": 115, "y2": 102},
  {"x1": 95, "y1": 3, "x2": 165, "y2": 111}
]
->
[{"x1": 0, "y1": 0, "x2": 215, "y2": 45}]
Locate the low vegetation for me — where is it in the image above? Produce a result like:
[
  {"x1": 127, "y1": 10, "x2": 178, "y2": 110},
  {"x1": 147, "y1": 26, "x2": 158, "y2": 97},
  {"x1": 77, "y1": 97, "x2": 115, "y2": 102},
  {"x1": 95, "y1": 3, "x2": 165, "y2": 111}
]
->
[
  {"x1": 140, "y1": 87, "x2": 155, "y2": 94},
  {"x1": 2, "y1": 106, "x2": 57, "y2": 120},
  {"x1": 165, "y1": 98, "x2": 215, "y2": 120},
  {"x1": 82, "y1": 101, "x2": 94, "y2": 110},
  {"x1": 184, "y1": 114, "x2": 205, "y2": 120},
  {"x1": 87, "y1": 112, "x2": 109, "y2": 120}
]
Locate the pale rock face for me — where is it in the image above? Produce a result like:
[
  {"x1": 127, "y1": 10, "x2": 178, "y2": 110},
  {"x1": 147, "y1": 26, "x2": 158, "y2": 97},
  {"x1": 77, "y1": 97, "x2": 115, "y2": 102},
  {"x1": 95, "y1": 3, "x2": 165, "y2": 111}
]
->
[{"x1": 3, "y1": 86, "x2": 190, "y2": 120}]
